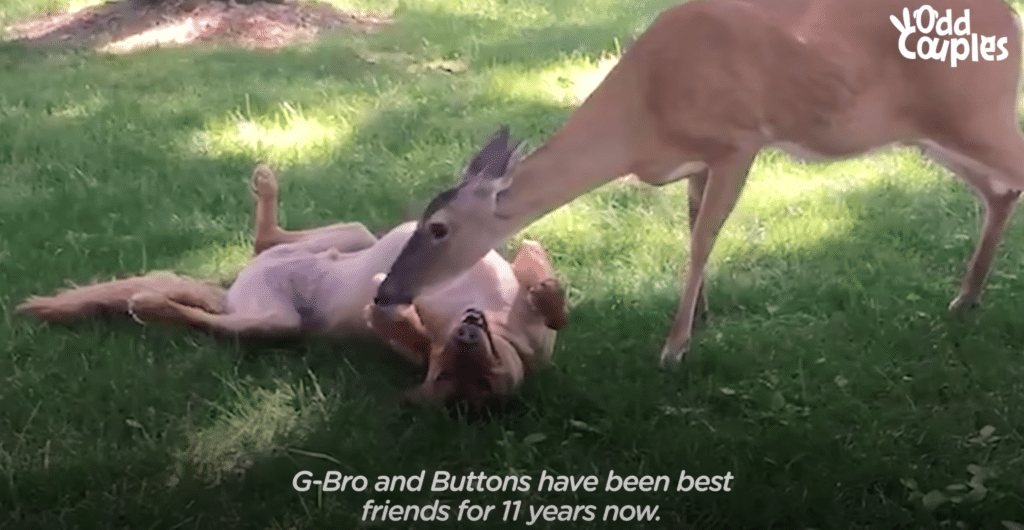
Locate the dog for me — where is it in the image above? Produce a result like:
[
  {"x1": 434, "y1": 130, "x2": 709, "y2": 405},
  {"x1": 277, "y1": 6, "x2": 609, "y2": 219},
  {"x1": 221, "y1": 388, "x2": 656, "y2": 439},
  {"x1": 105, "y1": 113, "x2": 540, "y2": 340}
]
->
[{"x1": 17, "y1": 161, "x2": 568, "y2": 406}]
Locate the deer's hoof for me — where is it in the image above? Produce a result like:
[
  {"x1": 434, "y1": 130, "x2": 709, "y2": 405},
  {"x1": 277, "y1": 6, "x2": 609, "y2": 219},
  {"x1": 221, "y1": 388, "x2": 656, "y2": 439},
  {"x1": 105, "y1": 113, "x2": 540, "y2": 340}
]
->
[
  {"x1": 947, "y1": 295, "x2": 980, "y2": 317},
  {"x1": 658, "y1": 341, "x2": 689, "y2": 370}
]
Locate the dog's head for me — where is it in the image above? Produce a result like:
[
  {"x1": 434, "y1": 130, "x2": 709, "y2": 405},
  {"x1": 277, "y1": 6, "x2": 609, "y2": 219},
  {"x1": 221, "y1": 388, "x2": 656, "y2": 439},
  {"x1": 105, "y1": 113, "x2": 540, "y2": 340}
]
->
[
  {"x1": 407, "y1": 308, "x2": 522, "y2": 407},
  {"x1": 366, "y1": 271, "x2": 566, "y2": 409},
  {"x1": 365, "y1": 302, "x2": 524, "y2": 408}
]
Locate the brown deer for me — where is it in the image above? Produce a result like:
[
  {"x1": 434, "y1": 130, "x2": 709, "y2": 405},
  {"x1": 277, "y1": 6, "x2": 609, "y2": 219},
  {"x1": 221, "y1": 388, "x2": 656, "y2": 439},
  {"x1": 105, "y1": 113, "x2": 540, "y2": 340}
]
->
[
  {"x1": 372, "y1": 0, "x2": 1024, "y2": 367},
  {"x1": 18, "y1": 159, "x2": 568, "y2": 406}
]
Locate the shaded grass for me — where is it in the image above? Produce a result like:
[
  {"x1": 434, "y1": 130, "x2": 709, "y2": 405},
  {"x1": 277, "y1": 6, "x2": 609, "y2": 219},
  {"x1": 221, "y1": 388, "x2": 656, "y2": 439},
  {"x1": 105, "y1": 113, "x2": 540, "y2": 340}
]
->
[{"x1": 2, "y1": 0, "x2": 1024, "y2": 529}]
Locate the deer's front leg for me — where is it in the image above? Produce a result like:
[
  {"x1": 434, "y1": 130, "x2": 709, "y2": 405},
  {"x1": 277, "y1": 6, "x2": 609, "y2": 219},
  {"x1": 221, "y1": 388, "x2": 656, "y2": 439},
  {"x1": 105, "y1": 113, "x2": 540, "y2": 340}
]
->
[{"x1": 661, "y1": 150, "x2": 755, "y2": 367}]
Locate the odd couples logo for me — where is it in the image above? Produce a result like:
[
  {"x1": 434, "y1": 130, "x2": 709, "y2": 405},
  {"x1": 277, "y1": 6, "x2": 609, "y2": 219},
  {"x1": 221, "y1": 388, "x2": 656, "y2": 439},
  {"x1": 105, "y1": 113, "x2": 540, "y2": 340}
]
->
[{"x1": 890, "y1": 5, "x2": 1010, "y2": 67}]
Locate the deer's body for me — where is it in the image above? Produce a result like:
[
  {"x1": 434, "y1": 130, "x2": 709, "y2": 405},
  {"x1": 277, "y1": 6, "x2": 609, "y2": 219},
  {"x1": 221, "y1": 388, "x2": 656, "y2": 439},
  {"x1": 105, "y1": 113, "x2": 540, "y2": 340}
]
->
[
  {"x1": 374, "y1": 0, "x2": 1024, "y2": 366},
  {"x1": 500, "y1": 0, "x2": 1021, "y2": 202}
]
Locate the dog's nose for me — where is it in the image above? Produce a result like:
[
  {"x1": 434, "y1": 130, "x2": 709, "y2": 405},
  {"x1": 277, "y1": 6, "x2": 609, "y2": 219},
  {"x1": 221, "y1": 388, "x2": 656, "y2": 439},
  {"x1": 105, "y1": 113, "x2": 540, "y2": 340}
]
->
[{"x1": 456, "y1": 324, "x2": 483, "y2": 345}]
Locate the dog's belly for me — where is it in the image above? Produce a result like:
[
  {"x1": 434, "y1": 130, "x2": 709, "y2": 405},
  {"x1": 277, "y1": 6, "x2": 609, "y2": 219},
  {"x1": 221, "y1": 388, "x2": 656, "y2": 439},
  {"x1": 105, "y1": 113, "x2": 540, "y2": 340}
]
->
[{"x1": 229, "y1": 250, "x2": 344, "y2": 330}]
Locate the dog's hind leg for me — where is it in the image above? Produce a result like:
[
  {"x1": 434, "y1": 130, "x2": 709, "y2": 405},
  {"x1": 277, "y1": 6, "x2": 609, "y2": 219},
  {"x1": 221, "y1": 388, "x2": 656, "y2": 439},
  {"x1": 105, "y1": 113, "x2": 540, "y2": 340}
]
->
[
  {"x1": 129, "y1": 291, "x2": 301, "y2": 339},
  {"x1": 251, "y1": 164, "x2": 378, "y2": 255},
  {"x1": 145, "y1": 272, "x2": 226, "y2": 314},
  {"x1": 17, "y1": 272, "x2": 226, "y2": 323}
]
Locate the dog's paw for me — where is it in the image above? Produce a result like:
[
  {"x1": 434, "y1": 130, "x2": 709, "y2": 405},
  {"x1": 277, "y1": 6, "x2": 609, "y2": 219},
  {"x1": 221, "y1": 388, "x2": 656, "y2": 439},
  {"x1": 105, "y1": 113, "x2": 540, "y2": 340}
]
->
[
  {"x1": 529, "y1": 279, "x2": 569, "y2": 330},
  {"x1": 364, "y1": 305, "x2": 427, "y2": 368},
  {"x1": 251, "y1": 164, "x2": 278, "y2": 199}
]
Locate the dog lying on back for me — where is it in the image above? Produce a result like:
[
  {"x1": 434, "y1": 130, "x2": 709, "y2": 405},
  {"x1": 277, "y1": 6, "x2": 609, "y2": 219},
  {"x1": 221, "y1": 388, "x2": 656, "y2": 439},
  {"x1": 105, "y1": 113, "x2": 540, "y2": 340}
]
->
[{"x1": 18, "y1": 147, "x2": 568, "y2": 406}]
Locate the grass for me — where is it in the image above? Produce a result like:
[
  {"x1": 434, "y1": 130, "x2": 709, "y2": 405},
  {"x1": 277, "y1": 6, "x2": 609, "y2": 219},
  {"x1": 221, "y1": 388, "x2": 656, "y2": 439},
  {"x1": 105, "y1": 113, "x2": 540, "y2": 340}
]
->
[{"x1": 2, "y1": 0, "x2": 1024, "y2": 528}]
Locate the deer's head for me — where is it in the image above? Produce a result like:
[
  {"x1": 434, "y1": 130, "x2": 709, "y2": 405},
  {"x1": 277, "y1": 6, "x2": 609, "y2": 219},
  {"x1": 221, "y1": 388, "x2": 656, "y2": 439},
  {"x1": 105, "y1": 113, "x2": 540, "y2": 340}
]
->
[{"x1": 374, "y1": 127, "x2": 527, "y2": 314}]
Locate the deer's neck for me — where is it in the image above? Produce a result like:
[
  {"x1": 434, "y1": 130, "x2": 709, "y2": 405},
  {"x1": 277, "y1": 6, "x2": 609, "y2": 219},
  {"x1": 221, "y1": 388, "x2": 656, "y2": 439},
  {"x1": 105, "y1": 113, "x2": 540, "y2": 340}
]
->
[{"x1": 494, "y1": 68, "x2": 635, "y2": 232}]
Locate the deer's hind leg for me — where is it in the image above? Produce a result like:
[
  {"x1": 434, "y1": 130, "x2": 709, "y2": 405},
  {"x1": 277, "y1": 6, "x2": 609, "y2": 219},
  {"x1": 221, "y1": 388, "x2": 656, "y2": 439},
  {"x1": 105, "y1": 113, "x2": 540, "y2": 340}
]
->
[
  {"x1": 686, "y1": 170, "x2": 711, "y2": 329},
  {"x1": 251, "y1": 164, "x2": 378, "y2": 255},
  {"x1": 918, "y1": 126, "x2": 1024, "y2": 313}
]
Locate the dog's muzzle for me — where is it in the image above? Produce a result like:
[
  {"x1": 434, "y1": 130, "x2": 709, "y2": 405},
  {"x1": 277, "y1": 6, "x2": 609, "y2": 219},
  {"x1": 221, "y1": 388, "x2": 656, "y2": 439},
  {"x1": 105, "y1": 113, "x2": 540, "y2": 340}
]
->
[{"x1": 456, "y1": 308, "x2": 497, "y2": 358}]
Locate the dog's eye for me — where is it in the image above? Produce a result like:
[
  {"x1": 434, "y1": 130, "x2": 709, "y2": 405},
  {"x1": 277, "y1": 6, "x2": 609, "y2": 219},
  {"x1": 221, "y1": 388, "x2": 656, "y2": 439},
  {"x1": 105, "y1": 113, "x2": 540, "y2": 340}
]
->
[{"x1": 428, "y1": 222, "x2": 449, "y2": 240}]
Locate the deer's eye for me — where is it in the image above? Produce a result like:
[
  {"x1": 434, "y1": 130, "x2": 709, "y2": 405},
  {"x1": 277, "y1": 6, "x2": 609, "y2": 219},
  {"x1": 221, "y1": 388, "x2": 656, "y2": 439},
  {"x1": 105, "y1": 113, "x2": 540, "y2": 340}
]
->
[{"x1": 428, "y1": 222, "x2": 449, "y2": 240}]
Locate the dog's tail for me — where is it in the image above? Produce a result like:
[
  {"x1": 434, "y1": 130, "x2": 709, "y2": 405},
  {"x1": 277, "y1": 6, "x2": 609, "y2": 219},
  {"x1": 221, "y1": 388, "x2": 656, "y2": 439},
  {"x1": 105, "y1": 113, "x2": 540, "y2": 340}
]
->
[{"x1": 16, "y1": 271, "x2": 226, "y2": 323}]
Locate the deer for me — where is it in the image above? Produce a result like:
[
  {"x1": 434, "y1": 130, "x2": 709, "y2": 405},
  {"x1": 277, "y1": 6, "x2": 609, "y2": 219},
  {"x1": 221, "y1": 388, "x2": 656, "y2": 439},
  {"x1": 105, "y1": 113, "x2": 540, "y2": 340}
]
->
[
  {"x1": 18, "y1": 161, "x2": 569, "y2": 407},
  {"x1": 371, "y1": 0, "x2": 1024, "y2": 368}
]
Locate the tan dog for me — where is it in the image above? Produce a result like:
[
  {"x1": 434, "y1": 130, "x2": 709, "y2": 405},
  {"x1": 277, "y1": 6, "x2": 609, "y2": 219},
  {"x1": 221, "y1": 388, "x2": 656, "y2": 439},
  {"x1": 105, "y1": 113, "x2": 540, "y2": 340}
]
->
[{"x1": 17, "y1": 162, "x2": 568, "y2": 406}]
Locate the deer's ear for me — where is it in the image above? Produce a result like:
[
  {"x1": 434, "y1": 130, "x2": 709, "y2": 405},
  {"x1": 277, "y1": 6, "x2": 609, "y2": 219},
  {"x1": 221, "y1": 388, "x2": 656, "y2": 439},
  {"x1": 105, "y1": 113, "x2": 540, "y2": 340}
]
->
[
  {"x1": 467, "y1": 139, "x2": 525, "y2": 202},
  {"x1": 484, "y1": 166, "x2": 516, "y2": 196},
  {"x1": 505, "y1": 140, "x2": 529, "y2": 176},
  {"x1": 462, "y1": 126, "x2": 512, "y2": 181}
]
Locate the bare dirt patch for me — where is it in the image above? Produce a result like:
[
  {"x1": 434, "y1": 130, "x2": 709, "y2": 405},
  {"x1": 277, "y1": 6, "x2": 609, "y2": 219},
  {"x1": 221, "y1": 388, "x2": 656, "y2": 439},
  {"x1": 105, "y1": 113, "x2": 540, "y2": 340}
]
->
[{"x1": 3, "y1": 0, "x2": 389, "y2": 52}]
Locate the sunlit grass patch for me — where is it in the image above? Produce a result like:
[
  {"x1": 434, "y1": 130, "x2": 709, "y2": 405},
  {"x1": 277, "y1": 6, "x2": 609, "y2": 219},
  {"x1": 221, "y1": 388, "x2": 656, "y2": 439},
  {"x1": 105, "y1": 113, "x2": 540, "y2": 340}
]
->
[
  {"x1": 734, "y1": 147, "x2": 940, "y2": 255},
  {"x1": 171, "y1": 239, "x2": 251, "y2": 284},
  {"x1": 484, "y1": 52, "x2": 622, "y2": 108},
  {"x1": 41, "y1": 91, "x2": 107, "y2": 119},
  {"x1": 193, "y1": 101, "x2": 369, "y2": 168},
  {"x1": 569, "y1": 51, "x2": 619, "y2": 104},
  {"x1": 1, "y1": 0, "x2": 102, "y2": 31}
]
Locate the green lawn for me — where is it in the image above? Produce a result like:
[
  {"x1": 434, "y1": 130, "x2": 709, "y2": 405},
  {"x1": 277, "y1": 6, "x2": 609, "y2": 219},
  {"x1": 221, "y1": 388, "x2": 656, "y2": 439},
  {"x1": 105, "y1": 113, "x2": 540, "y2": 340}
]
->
[{"x1": 2, "y1": 1, "x2": 1024, "y2": 528}]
